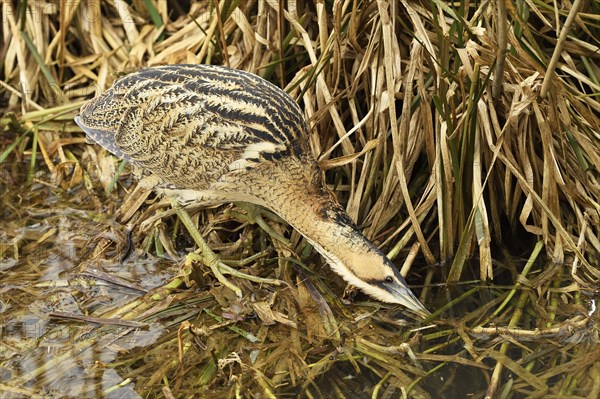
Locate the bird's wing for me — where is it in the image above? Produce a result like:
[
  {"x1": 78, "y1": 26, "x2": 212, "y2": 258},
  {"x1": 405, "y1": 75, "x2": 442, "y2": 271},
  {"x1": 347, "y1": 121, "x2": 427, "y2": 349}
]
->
[{"x1": 76, "y1": 64, "x2": 309, "y2": 189}]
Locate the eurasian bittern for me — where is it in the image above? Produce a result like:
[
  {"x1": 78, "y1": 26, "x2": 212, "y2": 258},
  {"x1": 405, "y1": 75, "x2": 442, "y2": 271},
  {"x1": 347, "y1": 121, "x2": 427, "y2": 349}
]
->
[{"x1": 75, "y1": 64, "x2": 429, "y2": 318}]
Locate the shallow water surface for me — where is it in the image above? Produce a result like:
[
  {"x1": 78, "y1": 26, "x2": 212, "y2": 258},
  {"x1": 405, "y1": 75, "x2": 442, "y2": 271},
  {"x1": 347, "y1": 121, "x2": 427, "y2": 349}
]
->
[{"x1": 1, "y1": 161, "x2": 597, "y2": 399}]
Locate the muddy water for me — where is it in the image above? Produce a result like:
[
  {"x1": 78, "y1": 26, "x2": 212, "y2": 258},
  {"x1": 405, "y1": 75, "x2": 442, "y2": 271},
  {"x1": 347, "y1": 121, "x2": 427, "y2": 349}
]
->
[
  {"x1": 2, "y1": 160, "x2": 594, "y2": 398},
  {"x1": 1, "y1": 162, "x2": 176, "y2": 398}
]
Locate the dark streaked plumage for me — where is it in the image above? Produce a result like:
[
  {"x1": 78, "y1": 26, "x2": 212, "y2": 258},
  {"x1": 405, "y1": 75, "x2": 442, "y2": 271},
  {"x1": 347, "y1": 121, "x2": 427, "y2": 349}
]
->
[{"x1": 75, "y1": 64, "x2": 429, "y2": 317}]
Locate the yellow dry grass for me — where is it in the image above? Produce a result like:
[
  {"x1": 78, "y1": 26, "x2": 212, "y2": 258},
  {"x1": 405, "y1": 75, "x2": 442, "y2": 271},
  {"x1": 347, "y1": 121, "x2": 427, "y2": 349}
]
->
[{"x1": 1, "y1": 1, "x2": 599, "y2": 398}]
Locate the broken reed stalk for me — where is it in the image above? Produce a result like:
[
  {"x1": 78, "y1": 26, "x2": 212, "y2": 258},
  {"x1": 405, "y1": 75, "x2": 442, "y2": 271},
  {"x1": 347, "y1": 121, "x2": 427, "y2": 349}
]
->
[{"x1": 1, "y1": 1, "x2": 599, "y2": 397}]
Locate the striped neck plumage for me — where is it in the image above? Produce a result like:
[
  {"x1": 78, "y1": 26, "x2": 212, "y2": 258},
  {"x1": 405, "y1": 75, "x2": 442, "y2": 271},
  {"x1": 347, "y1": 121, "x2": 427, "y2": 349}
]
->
[{"x1": 263, "y1": 186, "x2": 429, "y2": 318}]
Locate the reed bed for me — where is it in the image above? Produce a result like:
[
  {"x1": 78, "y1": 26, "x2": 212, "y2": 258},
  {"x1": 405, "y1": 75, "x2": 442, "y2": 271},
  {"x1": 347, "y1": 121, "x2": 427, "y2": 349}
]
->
[{"x1": 1, "y1": 1, "x2": 599, "y2": 398}]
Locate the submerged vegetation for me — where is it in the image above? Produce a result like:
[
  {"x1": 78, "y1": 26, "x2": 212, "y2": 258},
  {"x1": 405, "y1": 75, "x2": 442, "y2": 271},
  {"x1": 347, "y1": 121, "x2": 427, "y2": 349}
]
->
[{"x1": 1, "y1": 0, "x2": 599, "y2": 397}]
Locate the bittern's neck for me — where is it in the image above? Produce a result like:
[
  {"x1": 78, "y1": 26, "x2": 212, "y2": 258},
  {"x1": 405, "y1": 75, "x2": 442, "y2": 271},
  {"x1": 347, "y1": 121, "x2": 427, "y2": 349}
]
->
[
  {"x1": 271, "y1": 188, "x2": 393, "y2": 293},
  {"x1": 287, "y1": 205, "x2": 380, "y2": 274},
  {"x1": 253, "y1": 171, "x2": 383, "y2": 278}
]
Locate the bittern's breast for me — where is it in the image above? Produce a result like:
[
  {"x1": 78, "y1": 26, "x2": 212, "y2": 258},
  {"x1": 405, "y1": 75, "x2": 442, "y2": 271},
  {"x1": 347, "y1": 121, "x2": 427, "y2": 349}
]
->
[{"x1": 75, "y1": 64, "x2": 311, "y2": 190}]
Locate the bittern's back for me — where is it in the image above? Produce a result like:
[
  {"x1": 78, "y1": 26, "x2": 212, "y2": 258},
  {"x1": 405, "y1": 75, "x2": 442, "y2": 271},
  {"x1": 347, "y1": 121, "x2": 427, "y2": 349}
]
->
[{"x1": 75, "y1": 64, "x2": 310, "y2": 190}]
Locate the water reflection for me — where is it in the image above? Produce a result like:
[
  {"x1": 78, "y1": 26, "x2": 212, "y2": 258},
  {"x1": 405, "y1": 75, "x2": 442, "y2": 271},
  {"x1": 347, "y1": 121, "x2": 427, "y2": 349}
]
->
[
  {"x1": 1, "y1": 170, "x2": 172, "y2": 398},
  {"x1": 2, "y1": 162, "x2": 597, "y2": 398}
]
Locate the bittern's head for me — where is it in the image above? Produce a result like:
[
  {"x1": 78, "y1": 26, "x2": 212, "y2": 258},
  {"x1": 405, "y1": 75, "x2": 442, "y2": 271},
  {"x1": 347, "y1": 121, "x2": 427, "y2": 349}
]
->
[
  {"x1": 336, "y1": 249, "x2": 430, "y2": 318},
  {"x1": 303, "y1": 215, "x2": 430, "y2": 318}
]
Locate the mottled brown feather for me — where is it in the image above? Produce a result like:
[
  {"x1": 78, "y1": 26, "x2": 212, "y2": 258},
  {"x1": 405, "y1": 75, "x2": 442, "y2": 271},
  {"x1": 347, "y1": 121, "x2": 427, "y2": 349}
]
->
[{"x1": 77, "y1": 64, "x2": 308, "y2": 189}]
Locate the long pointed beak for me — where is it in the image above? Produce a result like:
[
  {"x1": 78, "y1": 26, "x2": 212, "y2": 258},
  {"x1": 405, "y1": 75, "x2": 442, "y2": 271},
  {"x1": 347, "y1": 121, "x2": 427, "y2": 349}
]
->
[{"x1": 389, "y1": 284, "x2": 430, "y2": 319}]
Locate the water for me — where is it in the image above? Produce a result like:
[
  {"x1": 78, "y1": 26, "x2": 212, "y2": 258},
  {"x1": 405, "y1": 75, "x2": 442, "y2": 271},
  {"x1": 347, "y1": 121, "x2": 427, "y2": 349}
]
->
[{"x1": 2, "y1": 160, "x2": 597, "y2": 398}]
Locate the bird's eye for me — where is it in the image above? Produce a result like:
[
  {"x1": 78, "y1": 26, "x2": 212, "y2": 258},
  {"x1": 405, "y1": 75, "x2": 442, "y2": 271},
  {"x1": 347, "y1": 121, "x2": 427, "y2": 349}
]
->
[{"x1": 384, "y1": 276, "x2": 393, "y2": 284}]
